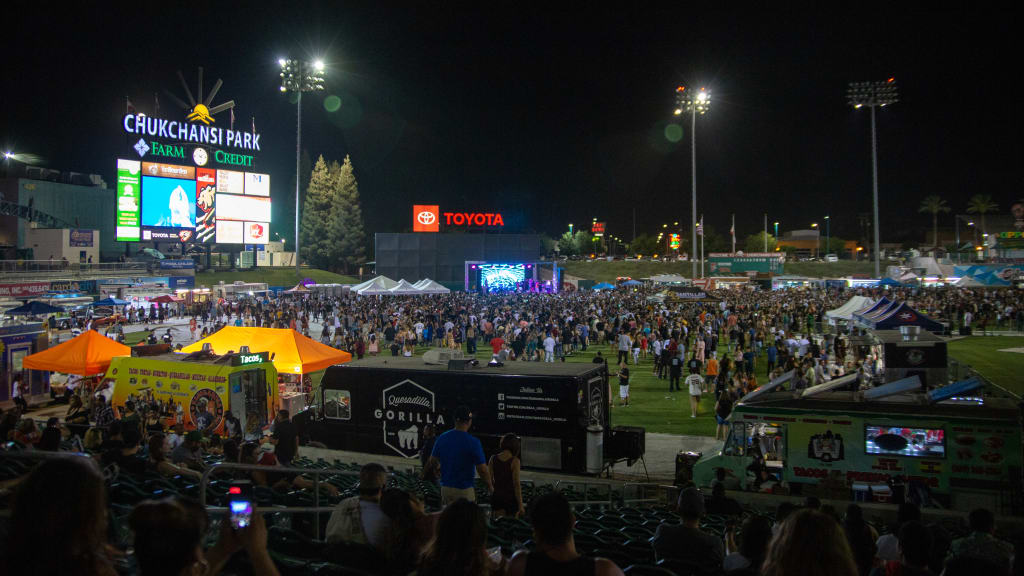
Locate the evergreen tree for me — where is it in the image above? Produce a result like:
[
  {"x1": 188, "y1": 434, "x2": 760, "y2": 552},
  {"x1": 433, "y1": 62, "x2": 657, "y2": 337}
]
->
[
  {"x1": 299, "y1": 156, "x2": 340, "y2": 270},
  {"x1": 332, "y1": 155, "x2": 366, "y2": 274}
]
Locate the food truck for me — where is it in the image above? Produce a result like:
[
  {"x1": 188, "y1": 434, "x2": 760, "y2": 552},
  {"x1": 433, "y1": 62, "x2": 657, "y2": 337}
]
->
[
  {"x1": 306, "y1": 357, "x2": 609, "y2": 474},
  {"x1": 103, "y1": 349, "x2": 278, "y2": 437},
  {"x1": 692, "y1": 373, "x2": 1022, "y2": 512}
]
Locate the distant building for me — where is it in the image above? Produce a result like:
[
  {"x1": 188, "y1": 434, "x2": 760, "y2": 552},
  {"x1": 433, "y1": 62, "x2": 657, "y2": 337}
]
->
[{"x1": 776, "y1": 229, "x2": 859, "y2": 258}]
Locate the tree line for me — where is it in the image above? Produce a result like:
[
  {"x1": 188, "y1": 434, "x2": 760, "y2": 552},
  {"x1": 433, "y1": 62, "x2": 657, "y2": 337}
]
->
[{"x1": 299, "y1": 154, "x2": 366, "y2": 274}]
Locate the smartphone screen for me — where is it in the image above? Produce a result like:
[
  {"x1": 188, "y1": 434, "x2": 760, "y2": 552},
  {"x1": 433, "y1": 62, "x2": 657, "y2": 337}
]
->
[{"x1": 229, "y1": 500, "x2": 252, "y2": 530}]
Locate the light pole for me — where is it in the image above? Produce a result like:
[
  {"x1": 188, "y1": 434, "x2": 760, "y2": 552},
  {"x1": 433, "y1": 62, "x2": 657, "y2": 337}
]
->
[
  {"x1": 675, "y1": 85, "x2": 710, "y2": 278},
  {"x1": 773, "y1": 221, "x2": 779, "y2": 241},
  {"x1": 811, "y1": 223, "x2": 819, "y2": 259},
  {"x1": 280, "y1": 58, "x2": 326, "y2": 276},
  {"x1": 824, "y1": 215, "x2": 830, "y2": 257},
  {"x1": 848, "y1": 78, "x2": 898, "y2": 277}
]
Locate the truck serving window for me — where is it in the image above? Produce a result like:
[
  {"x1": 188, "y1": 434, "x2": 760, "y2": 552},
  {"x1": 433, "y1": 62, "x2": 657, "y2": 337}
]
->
[
  {"x1": 323, "y1": 389, "x2": 351, "y2": 420},
  {"x1": 725, "y1": 422, "x2": 747, "y2": 456}
]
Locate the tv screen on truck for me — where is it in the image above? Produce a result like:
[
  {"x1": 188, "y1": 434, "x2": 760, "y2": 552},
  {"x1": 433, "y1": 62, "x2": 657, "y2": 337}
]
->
[{"x1": 865, "y1": 425, "x2": 945, "y2": 458}]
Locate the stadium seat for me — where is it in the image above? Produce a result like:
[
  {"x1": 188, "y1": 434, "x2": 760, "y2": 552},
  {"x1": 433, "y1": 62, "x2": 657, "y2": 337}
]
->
[
  {"x1": 624, "y1": 565, "x2": 679, "y2": 576},
  {"x1": 592, "y1": 548, "x2": 635, "y2": 570},
  {"x1": 656, "y1": 557, "x2": 708, "y2": 576}
]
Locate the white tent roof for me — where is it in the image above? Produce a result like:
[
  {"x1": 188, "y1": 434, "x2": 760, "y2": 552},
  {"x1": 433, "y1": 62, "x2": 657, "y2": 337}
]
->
[
  {"x1": 354, "y1": 275, "x2": 399, "y2": 295},
  {"x1": 954, "y1": 275, "x2": 984, "y2": 287},
  {"x1": 388, "y1": 280, "x2": 423, "y2": 295},
  {"x1": 825, "y1": 295, "x2": 875, "y2": 321},
  {"x1": 416, "y1": 279, "x2": 451, "y2": 294}
]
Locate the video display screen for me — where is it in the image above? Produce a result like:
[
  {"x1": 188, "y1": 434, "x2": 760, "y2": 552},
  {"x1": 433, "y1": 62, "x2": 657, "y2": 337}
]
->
[
  {"x1": 141, "y1": 176, "x2": 196, "y2": 228},
  {"x1": 865, "y1": 425, "x2": 945, "y2": 458},
  {"x1": 480, "y1": 264, "x2": 526, "y2": 291},
  {"x1": 216, "y1": 220, "x2": 243, "y2": 244},
  {"x1": 217, "y1": 194, "x2": 272, "y2": 222}
]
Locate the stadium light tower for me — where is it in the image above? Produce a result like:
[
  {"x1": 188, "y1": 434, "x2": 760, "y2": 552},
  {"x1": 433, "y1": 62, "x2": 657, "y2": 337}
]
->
[
  {"x1": 848, "y1": 78, "x2": 898, "y2": 278},
  {"x1": 280, "y1": 58, "x2": 326, "y2": 275},
  {"x1": 674, "y1": 86, "x2": 711, "y2": 278}
]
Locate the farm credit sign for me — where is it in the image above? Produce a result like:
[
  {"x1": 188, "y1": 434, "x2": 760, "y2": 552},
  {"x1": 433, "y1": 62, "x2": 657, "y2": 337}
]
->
[{"x1": 412, "y1": 205, "x2": 504, "y2": 232}]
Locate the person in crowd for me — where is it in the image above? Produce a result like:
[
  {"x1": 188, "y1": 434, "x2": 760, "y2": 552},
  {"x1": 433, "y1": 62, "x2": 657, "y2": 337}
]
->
[
  {"x1": 417, "y1": 498, "x2": 503, "y2": 576},
  {"x1": 715, "y1": 386, "x2": 735, "y2": 440},
  {"x1": 877, "y1": 503, "x2": 922, "y2": 563},
  {"x1": 507, "y1": 491, "x2": 625, "y2": 576},
  {"x1": 222, "y1": 438, "x2": 240, "y2": 463},
  {"x1": 5, "y1": 456, "x2": 116, "y2": 576},
  {"x1": 652, "y1": 487, "x2": 724, "y2": 574},
  {"x1": 94, "y1": 395, "x2": 116, "y2": 427},
  {"x1": 761, "y1": 509, "x2": 859, "y2": 576},
  {"x1": 669, "y1": 349, "x2": 683, "y2": 392},
  {"x1": 222, "y1": 410, "x2": 242, "y2": 441},
  {"x1": 83, "y1": 426, "x2": 104, "y2": 451},
  {"x1": 130, "y1": 496, "x2": 280, "y2": 576},
  {"x1": 723, "y1": 515, "x2": 773, "y2": 575},
  {"x1": 148, "y1": 433, "x2": 202, "y2": 480},
  {"x1": 0, "y1": 409, "x2": 18, "y2": 441},
  {"x1": 686, "y1": 366, "x2": 704, "y2": 418},
  {"x1": 428, "y1": 406, "x2": 493, "y2": 504},
  {"x1": 844, "y1": 504, "x2": 879, "y2": 576},
  {"x1": 66, "y1": 393, "x2": 90, "y2": 425},
  {"x1": 13, "y1": 417, "x2": 39, "y2": 446},
  {"x1": 869, "y1": 520, "x2": 933, "y2": 576},
  {"x1": 269, "y1": 409, "x2": 298, "y2": 467},
  {"x1": 380, "y1": 488, "x2": 438, "y2": 574},
  {"x1": 420, "y1": 423, "x2": 440, "y2": 484},
  {"x1": 11, "y1": 372, "x2": 27, "y2": 413},
  {"x1": 616, "y1": 361, "x2": 630, "y2": 407},
  {"x1": 325, "y1": 462, "x2": 391, "y2": 548},
  {"x1": 37, "y1": 417, "x2": 63, "y2": 452},
  {"x1": 170, "y1": 430, "x2": 206, "y2": 470},
  {"x1": 101, "y1": 423, "x2": 147, "y2": 473},
  {"x1": 706, "y1": 481, "x2": 743, "y2": 516},
  {"x1": 488, "y1": 433, "x2": 524, "y2": 518},
  {"x1": 947, "y1": 508, "x2": 1013, "y2": 574}
]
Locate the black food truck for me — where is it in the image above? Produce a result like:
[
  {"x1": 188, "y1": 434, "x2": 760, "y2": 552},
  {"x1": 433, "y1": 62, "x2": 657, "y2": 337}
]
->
[{"x1": 306, "y1": 357, "x2": 610, "y2": 474}]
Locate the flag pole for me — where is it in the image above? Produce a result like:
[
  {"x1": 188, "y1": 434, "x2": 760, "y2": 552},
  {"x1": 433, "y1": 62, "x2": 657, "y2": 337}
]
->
[
  {"x1": 731, "y1": 213, "x2": 736, "y2": 254},
  {"x1": 764, "y1": 213, "x2": 768, "y2": 252},
  {"x1": 700, "y1": 214, "x2": 705, "y2": 278}
]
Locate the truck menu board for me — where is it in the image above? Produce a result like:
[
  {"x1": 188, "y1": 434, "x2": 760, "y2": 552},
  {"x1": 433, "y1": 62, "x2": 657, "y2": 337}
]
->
[{"x1": 311, "y1": 358, "x2": 609, "y2": 474}]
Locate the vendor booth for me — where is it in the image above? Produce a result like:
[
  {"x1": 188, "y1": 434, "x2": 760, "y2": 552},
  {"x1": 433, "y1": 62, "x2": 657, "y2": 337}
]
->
[
  {"x1": 180, "y1": 327, "x2": 352, "y2": 415},
  {"x1": 1, "y1": 323, "x2": 51, "y2": 406},
  {"x1": 825, "y1": 296, "x2": 875, "y2": 327},
  {"x1": 21, "y1": 329, "x2": 131, "y2": 403}
]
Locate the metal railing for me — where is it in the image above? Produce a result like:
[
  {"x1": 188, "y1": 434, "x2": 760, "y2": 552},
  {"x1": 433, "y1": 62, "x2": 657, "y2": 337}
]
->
[
  {"x1": 198, "y1": 462, "x2": 363, "y2": 540},
  {"x1": 0, "y1": 260, "x2": 149, "y2": 278}
]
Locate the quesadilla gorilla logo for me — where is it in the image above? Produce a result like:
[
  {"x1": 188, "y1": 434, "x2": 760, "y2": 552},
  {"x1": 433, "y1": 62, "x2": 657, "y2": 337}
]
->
[{"x1": 375, "y1": 379, "x2": 445, "y2": 458}]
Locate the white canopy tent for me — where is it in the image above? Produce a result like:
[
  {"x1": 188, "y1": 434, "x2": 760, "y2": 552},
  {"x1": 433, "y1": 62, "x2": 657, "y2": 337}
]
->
[
  {"x1": 388, "y1": 279, "x2": 423, "y2": 295},
  {"x1": 647, "y1": 274, "x2": 690, "y2": 284},
  {"x1": 415, "y1": 279, "x2": 451, "y2": 294},
  {"x1": 354, "y1": 276, "x2": 399, "y2": 295},
  {"x1": 825, "y1": 296, "x2": 875, "y2": 323}
]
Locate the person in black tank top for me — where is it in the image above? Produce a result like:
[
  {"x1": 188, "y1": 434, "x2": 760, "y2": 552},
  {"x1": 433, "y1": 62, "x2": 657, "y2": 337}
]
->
[{"x1": 506, "y1": 492, "x2": 625, "y2": 576}]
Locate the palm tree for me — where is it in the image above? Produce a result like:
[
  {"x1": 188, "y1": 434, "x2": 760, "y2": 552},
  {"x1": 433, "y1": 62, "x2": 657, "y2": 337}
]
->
[
  {"x1": 966, "y1": 194, "x2": 999, "y2": 238},
  {"x1": 918, "y1": 195, "x2": 950, "y2": 248}
]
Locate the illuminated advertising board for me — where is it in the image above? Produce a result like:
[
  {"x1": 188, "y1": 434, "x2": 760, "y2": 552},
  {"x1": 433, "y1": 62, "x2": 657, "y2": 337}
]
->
[
  {"x1": 591, "y1": 221, "x2": 606, "y2": 236},
  {"x1": 195, "y1": 168, "x2": 217, "y2": 243},
  {"x1": 216, "y1": 220, "x2": 243, "y2": 244},
  {"x1": 116, "y1": 159, "x2": 142, "y2": 241},
  {"x1": 217, "y1": 194, "x2": 271, "y2": 222},
  {"x1": 243, "y1": 222, "x2": 269, "y2": 244},
  {"x1": 217, "y1": 169, "x2": 244, "y2": 194},
  {"x1": 669, "y1": 233, "x2": 681, "y2": 250},
  {"x1": 244, "y1": 172, "x2": 270, "y2": 196},
  {"x1": 141, "y1": 176, "x2": 196, "y2": 229},
  {"x1": 142, "y1": 161, "x2": 195, "y2": 180},
  {"x1": 413, "y1": 205, "x2": 440, "y2": 232}
]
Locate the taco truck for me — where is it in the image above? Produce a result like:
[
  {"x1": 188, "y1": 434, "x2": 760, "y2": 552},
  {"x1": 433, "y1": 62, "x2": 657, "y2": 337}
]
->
[
  {"x1": 692, "y1": 372, "x2": 1022, "y2": 512},
  {"x1": 103, "y1": 348, "x2": 278, "y2": 437}
]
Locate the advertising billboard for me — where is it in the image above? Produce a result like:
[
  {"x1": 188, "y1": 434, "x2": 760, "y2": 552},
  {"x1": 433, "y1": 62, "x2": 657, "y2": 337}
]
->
[
  {"x1": 195, "y1": 168, "x2": 216, "y2": 243},
  {"x1": 217, "y1": 194, "x2": 271, "y2": 222},
  {"x1": 141, "y1": 176, "x2": 196, "y2": 228},
  {"x1": 142, "y1": 161, "x2": 194, "y2": 180},
  {"x1": 116, "y1": 159, "x2": 142, "y2": 241},
  {"x1": 591, "y1": 221, "x2": 606, "y2": 236},
  {"x1": 413, "y1": 205, "x2": 440, "y2": 232},
  {"x1": 216, "y1": 169, "x2": 244, "y2": 194},
  {"x1": 216, "y1": 220, "x2": 243, "y2": 244},
  {"x1": 243, "y1": 221, "x2": 269, "y2": 244},
  {"x1": 244, "y1": 172, "x2": 270, "y2": 196}
]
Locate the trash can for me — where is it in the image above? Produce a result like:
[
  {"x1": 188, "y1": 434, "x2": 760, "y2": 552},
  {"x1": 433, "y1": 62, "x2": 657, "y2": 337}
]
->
[
  {"x1": 586, "y1": 424, "x2": 604, "y2": 475},
  {"x1": 675, "y1": 451, "x2": 702, "y2": 485}
]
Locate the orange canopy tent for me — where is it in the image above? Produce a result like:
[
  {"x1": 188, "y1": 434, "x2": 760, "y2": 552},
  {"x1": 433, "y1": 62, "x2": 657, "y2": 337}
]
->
[
  {"x1": 22, "y1": 330, "x2": 131, "y2": 376},
  {"x1": 180, "y1": 327, "x2": 351, "y2": 374}
]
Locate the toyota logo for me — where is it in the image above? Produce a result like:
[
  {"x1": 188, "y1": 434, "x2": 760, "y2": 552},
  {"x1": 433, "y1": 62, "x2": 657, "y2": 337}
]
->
[{"x1": 417, "y1": 211, "x2": 436, "y2": 225}]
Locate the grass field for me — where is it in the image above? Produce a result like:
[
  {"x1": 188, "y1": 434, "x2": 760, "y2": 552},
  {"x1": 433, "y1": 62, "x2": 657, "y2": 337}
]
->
[
  {"x1": 556, "y1": 259, "x2": 875, "y2": 282},
  {"x1": 448, "y1": 340, "x2": 731, "y2": 437},
  {"x1": 947, "y1": 336, "x2": 1024, "y2": 396},
  {"x1": 194, "y1": 269, "x2": 359, "y2": 288}
]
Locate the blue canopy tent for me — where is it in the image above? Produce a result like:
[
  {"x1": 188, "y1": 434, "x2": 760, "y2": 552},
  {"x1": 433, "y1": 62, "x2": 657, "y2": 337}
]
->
[
  {"x1": 5, "y1": 301, "x2": 66, "y2": 316},
  {"x1": 620, "y1": 279, "x2": 643, "y2": 286},
  {"x1": 90, "y1": 297, "x2": 130, "y2": 307},
  {"x1": 592, "y1": 282, "x2": 615, "y2": 291},
  {"x1": 868, "y1": 302, "x2": 945, "y2": 332},
  {"x1": 878, "y1": 277, "x2": 903, "y2": 287},
  {"x1": 974, "y1": 271, "x2": 1011, "y2": 287}
]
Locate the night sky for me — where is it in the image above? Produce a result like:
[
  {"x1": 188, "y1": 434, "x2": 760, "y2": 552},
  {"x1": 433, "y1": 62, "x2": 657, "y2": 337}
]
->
[{"x1": 2, "y1": 5, "x2": 1017, "y2": 246}]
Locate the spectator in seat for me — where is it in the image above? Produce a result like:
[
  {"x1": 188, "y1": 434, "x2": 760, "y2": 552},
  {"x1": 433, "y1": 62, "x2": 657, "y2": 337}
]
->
[
  {"x1": 5, "y1": 456, "x2": 116, "y2": 576},
  {"x1": 869, "y1": 520, "x2": 933, "y2": 576},
  {"x1": 761, "y1": 509, "x2": 858, "y2": 576},
  {"x1": 843, "y1": 504, "x2": 878, "y2": 576},
  {"x1": 488, "y1": 433, "x2": 524, "y2": 518},
  {"x1": 169, "y1": 430, "x2": 205, "y2": 470},
  {"x1": 418, "y1": 499, "x2": 503, "y2": 576},
  {"x1": 380, "y1": 488, "x2": 437, "y2": 575},
  {"x1": 947, "y1": 508, "x2": 1013, "y2": 575},
  {"x1": 148, "y1": 434, "x2": 202, "y2": 480},
  {"x1": 724, "y1": 515, "x2": 773, "y2": 575},
  {"x1": 652, "y1": 487, "x2": 724, "y2": 575},
  {"x1": 507, "y1": 491, "x2": 625, "y2": 576},
  {"x1": 325, "y1": 462, "x2": 391, "y2": 548},
  {"x1": 706, "y1": 481, "x2": 743, "y2": 516},
  {"x1": 876, "y1": 503, "x2": 921, "y2": 564}
]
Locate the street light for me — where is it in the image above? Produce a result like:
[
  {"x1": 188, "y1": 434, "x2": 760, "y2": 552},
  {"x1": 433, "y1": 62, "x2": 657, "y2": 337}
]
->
[
  {"x1": 773, "y1": 221, "x2": 779, "y2": 241},
  {"x1": 280, "y1": 57, "x2": 326, "y2": 275},
  {"x1": 811, "y1": 223, "x2": 819, "y2": 259},
  {"x1": 848, "y1": 78, "x2": 898, "y2": 277},
  {"x1": 675, "y1": 85, "x2": 711, "y2": 278},
  {"x1": 824, "y1": 215, "x2": 830, "y2": 258}
]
